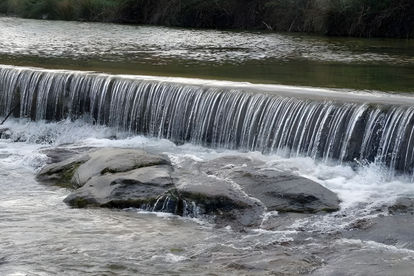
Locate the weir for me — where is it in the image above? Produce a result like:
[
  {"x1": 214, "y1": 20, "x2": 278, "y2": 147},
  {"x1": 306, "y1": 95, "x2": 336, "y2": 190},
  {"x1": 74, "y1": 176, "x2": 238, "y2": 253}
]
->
[{"x1": 1, "y1": 65, "x2": 414, "y2": 175}]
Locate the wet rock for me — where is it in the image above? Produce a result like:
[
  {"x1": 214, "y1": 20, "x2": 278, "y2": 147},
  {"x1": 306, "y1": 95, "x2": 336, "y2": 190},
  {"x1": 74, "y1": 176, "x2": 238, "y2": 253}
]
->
[
  {"x1": 341, "y1": 198, "x2": 414, "y2": 250},
  {"x1": 345, "y1": 218, "x2": 374, "y2": 230},
  {"x1": 343, "y1": 214, "x2": 414, "y2": 250},
  {"x1": 38, "y1": 149, "x2": 340, "y2": 229},
  {"x1": 40, "y1": 147, "x2": 95, "y2": 164},
  {"x1": 201, "y1": 156, "x2": 340, "y2": 213},
  {"x1": 0, "y1": 127, "x2": 12, "y2": 139},
  {"x1": 175, "y1": 171, "x2": 265, "y2": 228},
  {"x1": 231, "y1": 168, "x2": 340, "y2": 213},
  {"x1": 64, "y1": 165, "x2": 174, "y2": 208},
  {"x1": 260, "y1": 212, "x2": 311, "y2": 231},
  {"x1": 388, "y1": 197, "x2": 414, "y2": 215},
  {"x1": 36, "y1": 152, "x2": 91, "y2": 188},
  {"x1": 72, "y1": 148, "x2": 170, "y2": 187},
  {"x1": 37, "y1": 147, "x2": 170, "y2": 189}
]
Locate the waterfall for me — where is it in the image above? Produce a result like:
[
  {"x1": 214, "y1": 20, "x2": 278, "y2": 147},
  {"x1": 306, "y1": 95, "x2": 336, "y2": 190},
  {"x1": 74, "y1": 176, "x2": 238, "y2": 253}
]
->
[{"x1": 1, "y1": 65, "x2": 414, "y2": 175}]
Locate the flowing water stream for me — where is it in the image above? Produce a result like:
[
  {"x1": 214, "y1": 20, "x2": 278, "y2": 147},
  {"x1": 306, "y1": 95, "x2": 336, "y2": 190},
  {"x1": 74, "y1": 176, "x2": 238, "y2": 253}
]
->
[
  {"x1": 0, "y1": 119, "x2": 413, "y2": 275},
  {"x1": 0, "y1": 16, "x2": 414, "y2": 275}
]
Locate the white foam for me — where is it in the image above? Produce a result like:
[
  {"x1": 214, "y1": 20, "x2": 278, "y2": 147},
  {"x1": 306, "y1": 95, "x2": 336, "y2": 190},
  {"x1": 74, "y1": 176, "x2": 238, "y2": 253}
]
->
[
  {"x1": 338, "y1": 238, "x2": 414, "y2": 255},
  {"x1": 2, "y1": 118, "x2": 413, "y2": 221}
]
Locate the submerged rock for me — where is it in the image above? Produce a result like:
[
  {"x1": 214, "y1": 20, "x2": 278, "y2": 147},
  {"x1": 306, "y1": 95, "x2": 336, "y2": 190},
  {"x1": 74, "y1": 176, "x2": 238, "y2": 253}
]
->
[
  {"x1": 341, "y1": 197, "x2": 414, "y2": 250},
  {"x1": 388, "y1": 197, "x2": 414, "y2": 215},
  {"x1": 344, "y1": 214, "x2": 414, "y2": 250},
  {"x1": 0, "y1": 127, "x2": 12, "y2": 139}
]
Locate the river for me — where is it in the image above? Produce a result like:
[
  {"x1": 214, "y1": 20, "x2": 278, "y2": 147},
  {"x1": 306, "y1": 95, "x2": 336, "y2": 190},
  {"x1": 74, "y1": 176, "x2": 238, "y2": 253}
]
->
[
  {"x1": 0, "y1": 16, "x2": 414, "y2": 92},
  {"x1": 0, "y1": 16, "x2": 413, "y2": 275}
]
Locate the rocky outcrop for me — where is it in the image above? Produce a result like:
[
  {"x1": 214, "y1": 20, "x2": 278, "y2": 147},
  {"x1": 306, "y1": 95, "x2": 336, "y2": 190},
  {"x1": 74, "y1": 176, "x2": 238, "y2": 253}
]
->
[
  {"x1": 71, "y1": 148, "x2": 170, "y2": 187},
  {"x1": 37, "y1": 148, "x2": 341, "y2": 228},
  {"x1": 37, "y1": 152, "x2": 90, "y2": 188},
  {"x1": 175, "y1": 171, "x2": 265, "y2": 227},
  {"x1": 65, "y1": 165, "x2": 174, "y2": 208},
  {"x1": 200, "y1": 156, "x2": 340, "y2": 213},
  {"x1": 37, "y1": 148, "x2": 170, "y2": 189}
]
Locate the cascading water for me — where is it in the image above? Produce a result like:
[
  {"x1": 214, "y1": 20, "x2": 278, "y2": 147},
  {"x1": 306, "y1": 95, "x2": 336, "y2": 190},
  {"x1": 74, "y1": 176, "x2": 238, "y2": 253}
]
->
[{"x1": 1, "y1": 65, "x2": 414, "y2": 175}]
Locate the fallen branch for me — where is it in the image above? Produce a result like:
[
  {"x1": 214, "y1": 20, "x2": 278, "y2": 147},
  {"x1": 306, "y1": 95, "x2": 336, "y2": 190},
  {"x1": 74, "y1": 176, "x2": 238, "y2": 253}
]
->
[
  {"x1": 0, "y1": 104, "x2": 18, "y2": 125},
  {"x1": 262, "y1": 21, "x2": 273, "y2": 31}
]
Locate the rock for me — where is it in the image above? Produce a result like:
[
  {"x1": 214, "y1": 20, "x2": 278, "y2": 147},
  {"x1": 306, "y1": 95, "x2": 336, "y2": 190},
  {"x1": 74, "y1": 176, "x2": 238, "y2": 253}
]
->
[
  {"x1": 201, "y1": 156, "x2": 340, "y2": 213},
  {"x1": 64, "y1": 165, "x2": 174, "y2": 208},
  {"x1": 388, "y1": 197, "x2": 414, "y2": 215},
  {"x1": 72, "y1": 148, "x2": 170, "y2": 187},
  {"x1": 36, "y1": 152, "x2": 91, "y2": 188},
  {"x1": 260, "y1": 212, "x2": 311, "y2": 231},
  {"x1": 343, "y1": 214, "x2": 414, "y2": 250},
  {"x1": 40, "y1": 147, "x2": 95, "y2": 164},
  {"x1": 38, "y1": 149, "x2": 340, "y2": 229},
  {"x1": 346, "y1": 218, "x2": 374, "y2": 230},
  {"x1": 231, "y1": 168, "x2": 340, "y2": 213},
  {"x1": 341, "y1": 198, "x2": 414, "y2": 250},
  {"x1": 0, "y1": 127, "x2": 12, "y2": 139},
  {"x1": 175, "y1": 171, "x2": 265, "y2": 227},
  {"x1": 37, "y1": 147, "x2": 170, "y2": 189}
]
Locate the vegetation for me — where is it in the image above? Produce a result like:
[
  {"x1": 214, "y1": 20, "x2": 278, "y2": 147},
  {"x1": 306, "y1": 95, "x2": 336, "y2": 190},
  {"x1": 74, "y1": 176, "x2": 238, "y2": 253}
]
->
[{"x1": 0, "y1": 0, "x2": 413, "y2": 38}]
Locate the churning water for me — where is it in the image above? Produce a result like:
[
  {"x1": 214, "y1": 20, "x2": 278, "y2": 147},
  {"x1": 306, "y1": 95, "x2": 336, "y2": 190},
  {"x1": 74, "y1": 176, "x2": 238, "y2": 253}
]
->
[
  {"x1": 0, "y1": 118, "x2": 413, "y2": 275},
  {"x1": 2, "y1": 65, "x2": 414, "y2": 176}
]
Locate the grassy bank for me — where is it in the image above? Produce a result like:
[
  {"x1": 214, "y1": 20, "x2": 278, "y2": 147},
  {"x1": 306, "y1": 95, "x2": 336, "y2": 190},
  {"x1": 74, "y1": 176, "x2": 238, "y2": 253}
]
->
[{"x1": 1, "y1": 0, "x2": 413, "y2": 38}]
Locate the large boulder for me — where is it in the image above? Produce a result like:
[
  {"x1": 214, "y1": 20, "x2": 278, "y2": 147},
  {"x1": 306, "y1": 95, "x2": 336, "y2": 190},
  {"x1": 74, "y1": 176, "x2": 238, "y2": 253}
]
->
[
  {"x1": 64, "y1": 165, "x2": 174, "y2": 209},
  {"x1": 175, "y1": 171, "x2": 265, "y2": 227},
  {"x1": 229, "y1": 168, "x2": 340, "y2": 213},
  {"x1": 200, "y1": 156, "x2": 340, "y2": 213},
  {"x1": 37, "y1": 152, "x2": 90, "y2": 188},
  {"x1": 37, "y1": 148, "x2": 340, "y2": 229},
  {"x1": 37, "y1": 147, "x2": 170, "y2": 189},
  {"x1": 72, "y1": 148, "x2": 170, "y2": 187}
]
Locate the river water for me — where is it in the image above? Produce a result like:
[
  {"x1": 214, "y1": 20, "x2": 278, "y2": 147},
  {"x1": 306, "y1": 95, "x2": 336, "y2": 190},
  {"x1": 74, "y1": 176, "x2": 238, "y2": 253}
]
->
[
  {"x1": 0, "y1": 119, "x2": 413, "y2": 275},
  {"x1": 0, "y1": 16, "x2": 414, "y2": 275},
  {"x1": 0, "y1": 16, "x2": 414, "y2": 92}
]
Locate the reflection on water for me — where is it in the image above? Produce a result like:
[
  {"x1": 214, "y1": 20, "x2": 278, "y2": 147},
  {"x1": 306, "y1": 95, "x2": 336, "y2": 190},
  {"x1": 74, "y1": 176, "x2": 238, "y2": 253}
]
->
[
  {"x1": 0, "y1": 16, "x2": 413, "y2": 92},
  {"x1": 1, "y1": 16, "x2": 413, "y2": 64}
]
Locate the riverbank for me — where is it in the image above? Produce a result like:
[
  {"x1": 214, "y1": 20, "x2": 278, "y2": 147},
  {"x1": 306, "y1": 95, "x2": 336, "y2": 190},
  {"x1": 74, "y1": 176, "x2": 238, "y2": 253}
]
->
[{"x1": 1, "y1": 0, "x2": 413, "y2": 38}]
